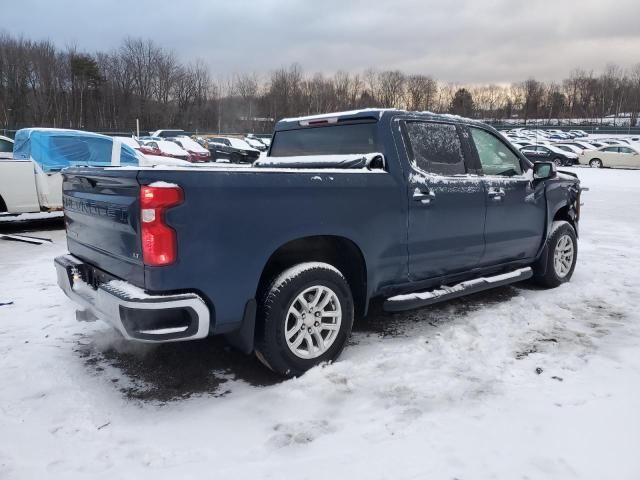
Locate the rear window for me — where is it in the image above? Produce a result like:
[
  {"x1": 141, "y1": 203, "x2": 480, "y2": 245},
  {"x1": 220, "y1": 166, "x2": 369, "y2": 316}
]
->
[{"x1": 270, "y1": 123, "x2": 378, "y2": 157}]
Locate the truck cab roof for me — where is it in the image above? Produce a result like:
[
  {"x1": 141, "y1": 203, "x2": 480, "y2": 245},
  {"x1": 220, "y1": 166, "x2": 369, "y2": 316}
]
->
[{"x1": 274, "y1": 109, "x2": 482, "y2": 132}]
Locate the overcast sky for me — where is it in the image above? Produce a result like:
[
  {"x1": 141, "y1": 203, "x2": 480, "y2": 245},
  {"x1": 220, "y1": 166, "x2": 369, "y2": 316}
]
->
[{"x1": 3, "y1": 0, "x2": 640, "y2": 83}]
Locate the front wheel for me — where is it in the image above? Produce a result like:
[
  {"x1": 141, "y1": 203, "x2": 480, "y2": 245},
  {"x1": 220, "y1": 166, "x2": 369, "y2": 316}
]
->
[
  {"x1": 255, "y1": 262, "x2": 354, "y2": 377},
  {"x1": 589, "y1": 158, "x2": 603, "y2": 168},
  {"x1": 532, "y1": 221, "x2": 577, "y2": 288},
  {"x1": 553, "y1": 157, "x2": 563, "y2": 167}
]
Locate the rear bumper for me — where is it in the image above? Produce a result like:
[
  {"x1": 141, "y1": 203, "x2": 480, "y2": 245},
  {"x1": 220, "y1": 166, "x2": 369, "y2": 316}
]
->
[{"x1": 55, "y1": 254, "x2": 211, "y2": 342}]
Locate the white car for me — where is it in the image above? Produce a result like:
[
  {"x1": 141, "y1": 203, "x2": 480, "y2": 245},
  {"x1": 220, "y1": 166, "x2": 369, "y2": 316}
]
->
[
  {"x1": 244, "y1": 137, "x2": 268, "y2": 152},
  {"x1": 581, "y1": 145, "x2": 640, "y2": 169},
  {"x1": 0, "y1": 135, "x2": 13, "y2": 159}
]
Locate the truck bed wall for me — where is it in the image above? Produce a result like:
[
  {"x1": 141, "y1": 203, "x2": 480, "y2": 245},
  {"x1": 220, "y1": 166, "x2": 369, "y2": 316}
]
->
[{"x1": 137, "y1": 168, "x2": 408, "y2": 333}]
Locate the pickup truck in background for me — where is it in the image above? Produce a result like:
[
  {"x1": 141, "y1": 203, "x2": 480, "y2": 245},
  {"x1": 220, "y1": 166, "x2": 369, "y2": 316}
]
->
[
  {"x1": 0, "y1": 129, "x2": 137, "y2": 214},
  {"x1": 1, "y1": 129, "x2": 190, "y2": 214},
  {"x1": 54, "y1": 109, "x2": 583, "y2": 376}
]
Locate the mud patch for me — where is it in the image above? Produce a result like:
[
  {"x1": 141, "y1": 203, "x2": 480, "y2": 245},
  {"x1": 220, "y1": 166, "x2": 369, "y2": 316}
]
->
[{"x1": 76, "y1": 334, "x2": 281, "y2": 403}]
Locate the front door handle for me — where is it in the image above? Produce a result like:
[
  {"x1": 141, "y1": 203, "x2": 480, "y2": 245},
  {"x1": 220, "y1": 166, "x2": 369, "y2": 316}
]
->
[
  {"x1": 413, "y1": 188, "x2": 436, "y2": 205},
  {"x1": 488, "y1": 187, "x2": 505, "y2": 201}
]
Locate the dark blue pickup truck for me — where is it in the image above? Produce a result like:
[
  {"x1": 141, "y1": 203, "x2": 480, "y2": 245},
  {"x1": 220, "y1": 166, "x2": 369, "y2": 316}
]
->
[{"x1": 55, "y1": 109, "x2": 582, "y2": 376}]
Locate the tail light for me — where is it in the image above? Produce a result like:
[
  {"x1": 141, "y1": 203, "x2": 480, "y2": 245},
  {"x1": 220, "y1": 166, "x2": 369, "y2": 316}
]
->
[{"x1": 140, "y1": 185, "x2": 183, "y2": 266}]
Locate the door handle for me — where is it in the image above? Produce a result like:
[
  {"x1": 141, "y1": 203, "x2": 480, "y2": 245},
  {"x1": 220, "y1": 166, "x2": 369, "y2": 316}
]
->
[
  {"x1": 413, "y1": 188, "x2": 436, "y2": 205},
  {"x1": 488, "y1": 187, "x2": 505, "y2": 201}
]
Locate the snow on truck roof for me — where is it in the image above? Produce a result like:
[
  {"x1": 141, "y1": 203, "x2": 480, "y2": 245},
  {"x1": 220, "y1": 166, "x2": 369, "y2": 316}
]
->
[{"x1": 277, "y1": 109, "x2": 477, "y2": 126}]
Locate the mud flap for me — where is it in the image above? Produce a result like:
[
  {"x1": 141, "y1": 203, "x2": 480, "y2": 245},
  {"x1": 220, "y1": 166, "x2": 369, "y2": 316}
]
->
[{"x1": 224, "y1": 299, "x2": 256, "y2": 354}]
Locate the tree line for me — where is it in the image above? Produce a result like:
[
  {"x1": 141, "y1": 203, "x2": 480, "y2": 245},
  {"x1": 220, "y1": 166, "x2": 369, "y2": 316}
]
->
[{"x1": 2, "y1": 33, "x2": 640, "y2": 134}]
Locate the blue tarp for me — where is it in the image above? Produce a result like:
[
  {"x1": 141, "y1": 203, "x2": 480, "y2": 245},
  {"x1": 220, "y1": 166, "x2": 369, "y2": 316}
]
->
[{"x1": 13, "y1": 128, "x2": 139, "y2": 173}]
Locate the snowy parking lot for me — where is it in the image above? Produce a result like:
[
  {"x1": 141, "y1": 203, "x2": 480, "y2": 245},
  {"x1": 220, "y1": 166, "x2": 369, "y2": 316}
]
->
[{"x1": 1, "y1": 167, "x2": 639, "y2": 479}]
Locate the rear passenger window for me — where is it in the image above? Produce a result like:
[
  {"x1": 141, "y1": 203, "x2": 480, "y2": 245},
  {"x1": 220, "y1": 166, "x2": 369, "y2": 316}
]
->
[
  {"x1": 470, "y1": 128, "x2": 523, "y2": 177},
  {"x1": 405, "y1": 122, "x2": 466, "y2": 175}
]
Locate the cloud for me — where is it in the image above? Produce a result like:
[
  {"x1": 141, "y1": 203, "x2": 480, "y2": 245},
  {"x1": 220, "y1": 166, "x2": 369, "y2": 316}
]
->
[{"x1": 2, "y1": 0, "x2": 640, "y2": 83}]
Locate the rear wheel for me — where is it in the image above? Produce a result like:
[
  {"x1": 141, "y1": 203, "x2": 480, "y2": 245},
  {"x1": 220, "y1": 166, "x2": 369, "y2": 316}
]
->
[
  {"x1": 532, "y1": 221, "x2": 577, "y2": 288},
  {"x1": 589, "y1": 158, "x2": 603, "y2": 168},
  {"x1": 553, "y1": 157, "x2": 563, "y2": 167},
  {"x1": 231, "y1": 153, "x2": 242, "y2": 163},
  {"x1": 255, "y1": 262, "x2": 354, "y2": 377}
]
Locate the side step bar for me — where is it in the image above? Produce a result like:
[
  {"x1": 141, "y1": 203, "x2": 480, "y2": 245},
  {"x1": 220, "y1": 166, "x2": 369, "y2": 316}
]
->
[{"x1": 384, "y1": 267, "x2": 533, "y2": 312}]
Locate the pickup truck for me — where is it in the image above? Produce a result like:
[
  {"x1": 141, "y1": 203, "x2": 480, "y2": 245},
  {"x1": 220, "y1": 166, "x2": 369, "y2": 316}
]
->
[
  {"x1": 54, "y1": 109, "x2": 582, "y2": 376},
  {"x1": 1, "y1": 129, "x2": 140, "y2": 214}
]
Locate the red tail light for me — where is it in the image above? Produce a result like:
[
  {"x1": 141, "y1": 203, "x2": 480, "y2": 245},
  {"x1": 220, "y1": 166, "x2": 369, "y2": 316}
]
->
[{"x1": 140, "y1": 185, "x2": 183, "y2": 266}]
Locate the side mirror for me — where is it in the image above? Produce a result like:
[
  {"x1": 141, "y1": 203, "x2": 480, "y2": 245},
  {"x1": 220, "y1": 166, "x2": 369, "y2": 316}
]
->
[{"x1": 533, "y1": 161, "x2": 557, "y2": 181}]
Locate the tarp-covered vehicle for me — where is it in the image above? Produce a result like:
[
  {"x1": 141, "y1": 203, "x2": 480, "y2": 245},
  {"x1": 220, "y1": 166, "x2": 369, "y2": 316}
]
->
[{"x1": 1, "y1": 129, "x2": 139, "y2": 214}]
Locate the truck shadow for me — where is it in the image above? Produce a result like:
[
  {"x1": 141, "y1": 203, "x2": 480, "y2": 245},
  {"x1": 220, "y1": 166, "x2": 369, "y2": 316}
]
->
[{"x1": 76, "y1": 285, "x2": 520, "y2": 404}]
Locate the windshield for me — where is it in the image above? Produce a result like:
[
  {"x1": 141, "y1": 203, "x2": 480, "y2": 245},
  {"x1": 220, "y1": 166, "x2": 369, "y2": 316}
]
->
[{"x1": 270, "y1": 122, "x2": 378, "y2": 157}]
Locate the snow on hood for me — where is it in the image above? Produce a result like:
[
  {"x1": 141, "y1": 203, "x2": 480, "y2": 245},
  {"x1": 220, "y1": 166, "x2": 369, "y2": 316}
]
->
[{"x1": 156, "y1": 140, "x2": 189, "y2": 156}]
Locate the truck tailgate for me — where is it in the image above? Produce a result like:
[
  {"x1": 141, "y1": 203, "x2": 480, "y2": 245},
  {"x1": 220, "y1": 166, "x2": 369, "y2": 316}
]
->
[{"x1": 62, "y1": 168, "x2": 144, "y2": 286}]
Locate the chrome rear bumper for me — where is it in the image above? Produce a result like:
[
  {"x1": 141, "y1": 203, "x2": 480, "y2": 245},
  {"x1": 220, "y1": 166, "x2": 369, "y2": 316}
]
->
[{"x1": 55, "y1": 254, "x2": 210, "y2": 342}]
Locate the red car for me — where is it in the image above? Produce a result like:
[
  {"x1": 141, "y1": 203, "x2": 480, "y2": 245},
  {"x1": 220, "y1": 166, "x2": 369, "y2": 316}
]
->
[{"x1": 169, "y1": 137, "x2": 212, "y2": 162}]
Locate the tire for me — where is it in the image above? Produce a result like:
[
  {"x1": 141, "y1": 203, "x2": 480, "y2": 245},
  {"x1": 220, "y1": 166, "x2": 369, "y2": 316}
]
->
[
  {"x1": 552, "y1": 157, "x2": 563, "y2": 167},
  {"x1": 589, "y1": 158, "x2": 603, "y2": 168},
  {"x1": 231, "y1": 153, "x2": 242, "y2": 164},
  {"x1": 255, "y1": 262, "x2": 354, "y2": 377},
  {"x1": 532, "y1": 221, "x2": 578, "y2": 288}
]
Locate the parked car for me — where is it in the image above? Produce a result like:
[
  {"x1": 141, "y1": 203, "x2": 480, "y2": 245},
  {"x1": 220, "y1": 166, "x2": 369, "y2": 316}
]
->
[
  {"x1": 558, "y1": 141, "x2": 597, "y2": 151},
  {"x1": 254, "y1": 134, "x2": 272, "y2": 147},
  {"x1": 207, "y1": 137, "x2": 261, "y2": 163},
  {"x1": 169, "y1": 136, "x2": 211, "y2": 162},
  {"x1": 114, "y1": 136, "x2": 164, "y2": 157},
  {"x1": 552, "y1": 144, "x2": 583, "y2": 155},
  {"x1": 141, "y1": 139, "x2": 191, "y2": 161},
  {"x1": 244, "y1": 136, "x2": 268, "y2": 152},
  {"x1": 580, "y1": 145, "x2": 640, "y2": 168},
  {"x1": 54, "y1": 109, "x2": 582, "y2": 377},
  {"x1": 1, "y1": 129, "x2": 138, "y2": 214},
  {"x1": 520, "y1": 145, "x2": 578, "y2": 166},
  {"x1": 568, "y1": 130, "x2": 589, "y2": 137},
  {"x1": 149, "y1": 129, "x2": 190, "y2": 139}
]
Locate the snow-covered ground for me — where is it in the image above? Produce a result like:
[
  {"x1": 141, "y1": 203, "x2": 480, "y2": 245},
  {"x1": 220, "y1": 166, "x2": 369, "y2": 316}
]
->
[{"x1": 1, "y1": 167, "x2": 639, "y2": 479}]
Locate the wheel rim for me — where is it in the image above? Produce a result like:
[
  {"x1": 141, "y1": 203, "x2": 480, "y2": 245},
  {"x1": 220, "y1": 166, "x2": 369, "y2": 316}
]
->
[
  {"x1": 554, "y1": 158, "x2": 562, "y2": 166},
  {"x1": 284, "y1": 285, "x2": 342, "y2": 359},
  {"x1": 553, "y1": 234, "x2": 574, "y2": 278},
  {"x1": 590, "y1": 159, "x2": 602, "y2": 168}
]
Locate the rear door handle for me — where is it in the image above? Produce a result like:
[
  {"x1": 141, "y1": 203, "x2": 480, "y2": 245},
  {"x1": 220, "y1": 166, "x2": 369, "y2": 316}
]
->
[
  {"x1": 488, "y1": 187, "x2": 505, "y2": 200},
  {"x1": 413, "y1": 188, "x2": 436, "y2": 205}
]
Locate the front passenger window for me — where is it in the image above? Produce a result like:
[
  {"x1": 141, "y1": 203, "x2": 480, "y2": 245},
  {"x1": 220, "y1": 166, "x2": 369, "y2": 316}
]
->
[{"x1": 470, "y1": 128, "x2": 523, "y2": 177}]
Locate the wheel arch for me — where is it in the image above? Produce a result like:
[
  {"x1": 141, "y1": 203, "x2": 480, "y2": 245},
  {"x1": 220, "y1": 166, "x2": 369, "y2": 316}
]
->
[
  {"x1": 256, "y1": 235, "x2": 368, "y2": 319},
  {"x1": 552, "y1": 204, "x2": 577, "y2": 234},
  {"x1": 0, "y1": 194, "x2": 7, "y2": 213}
]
